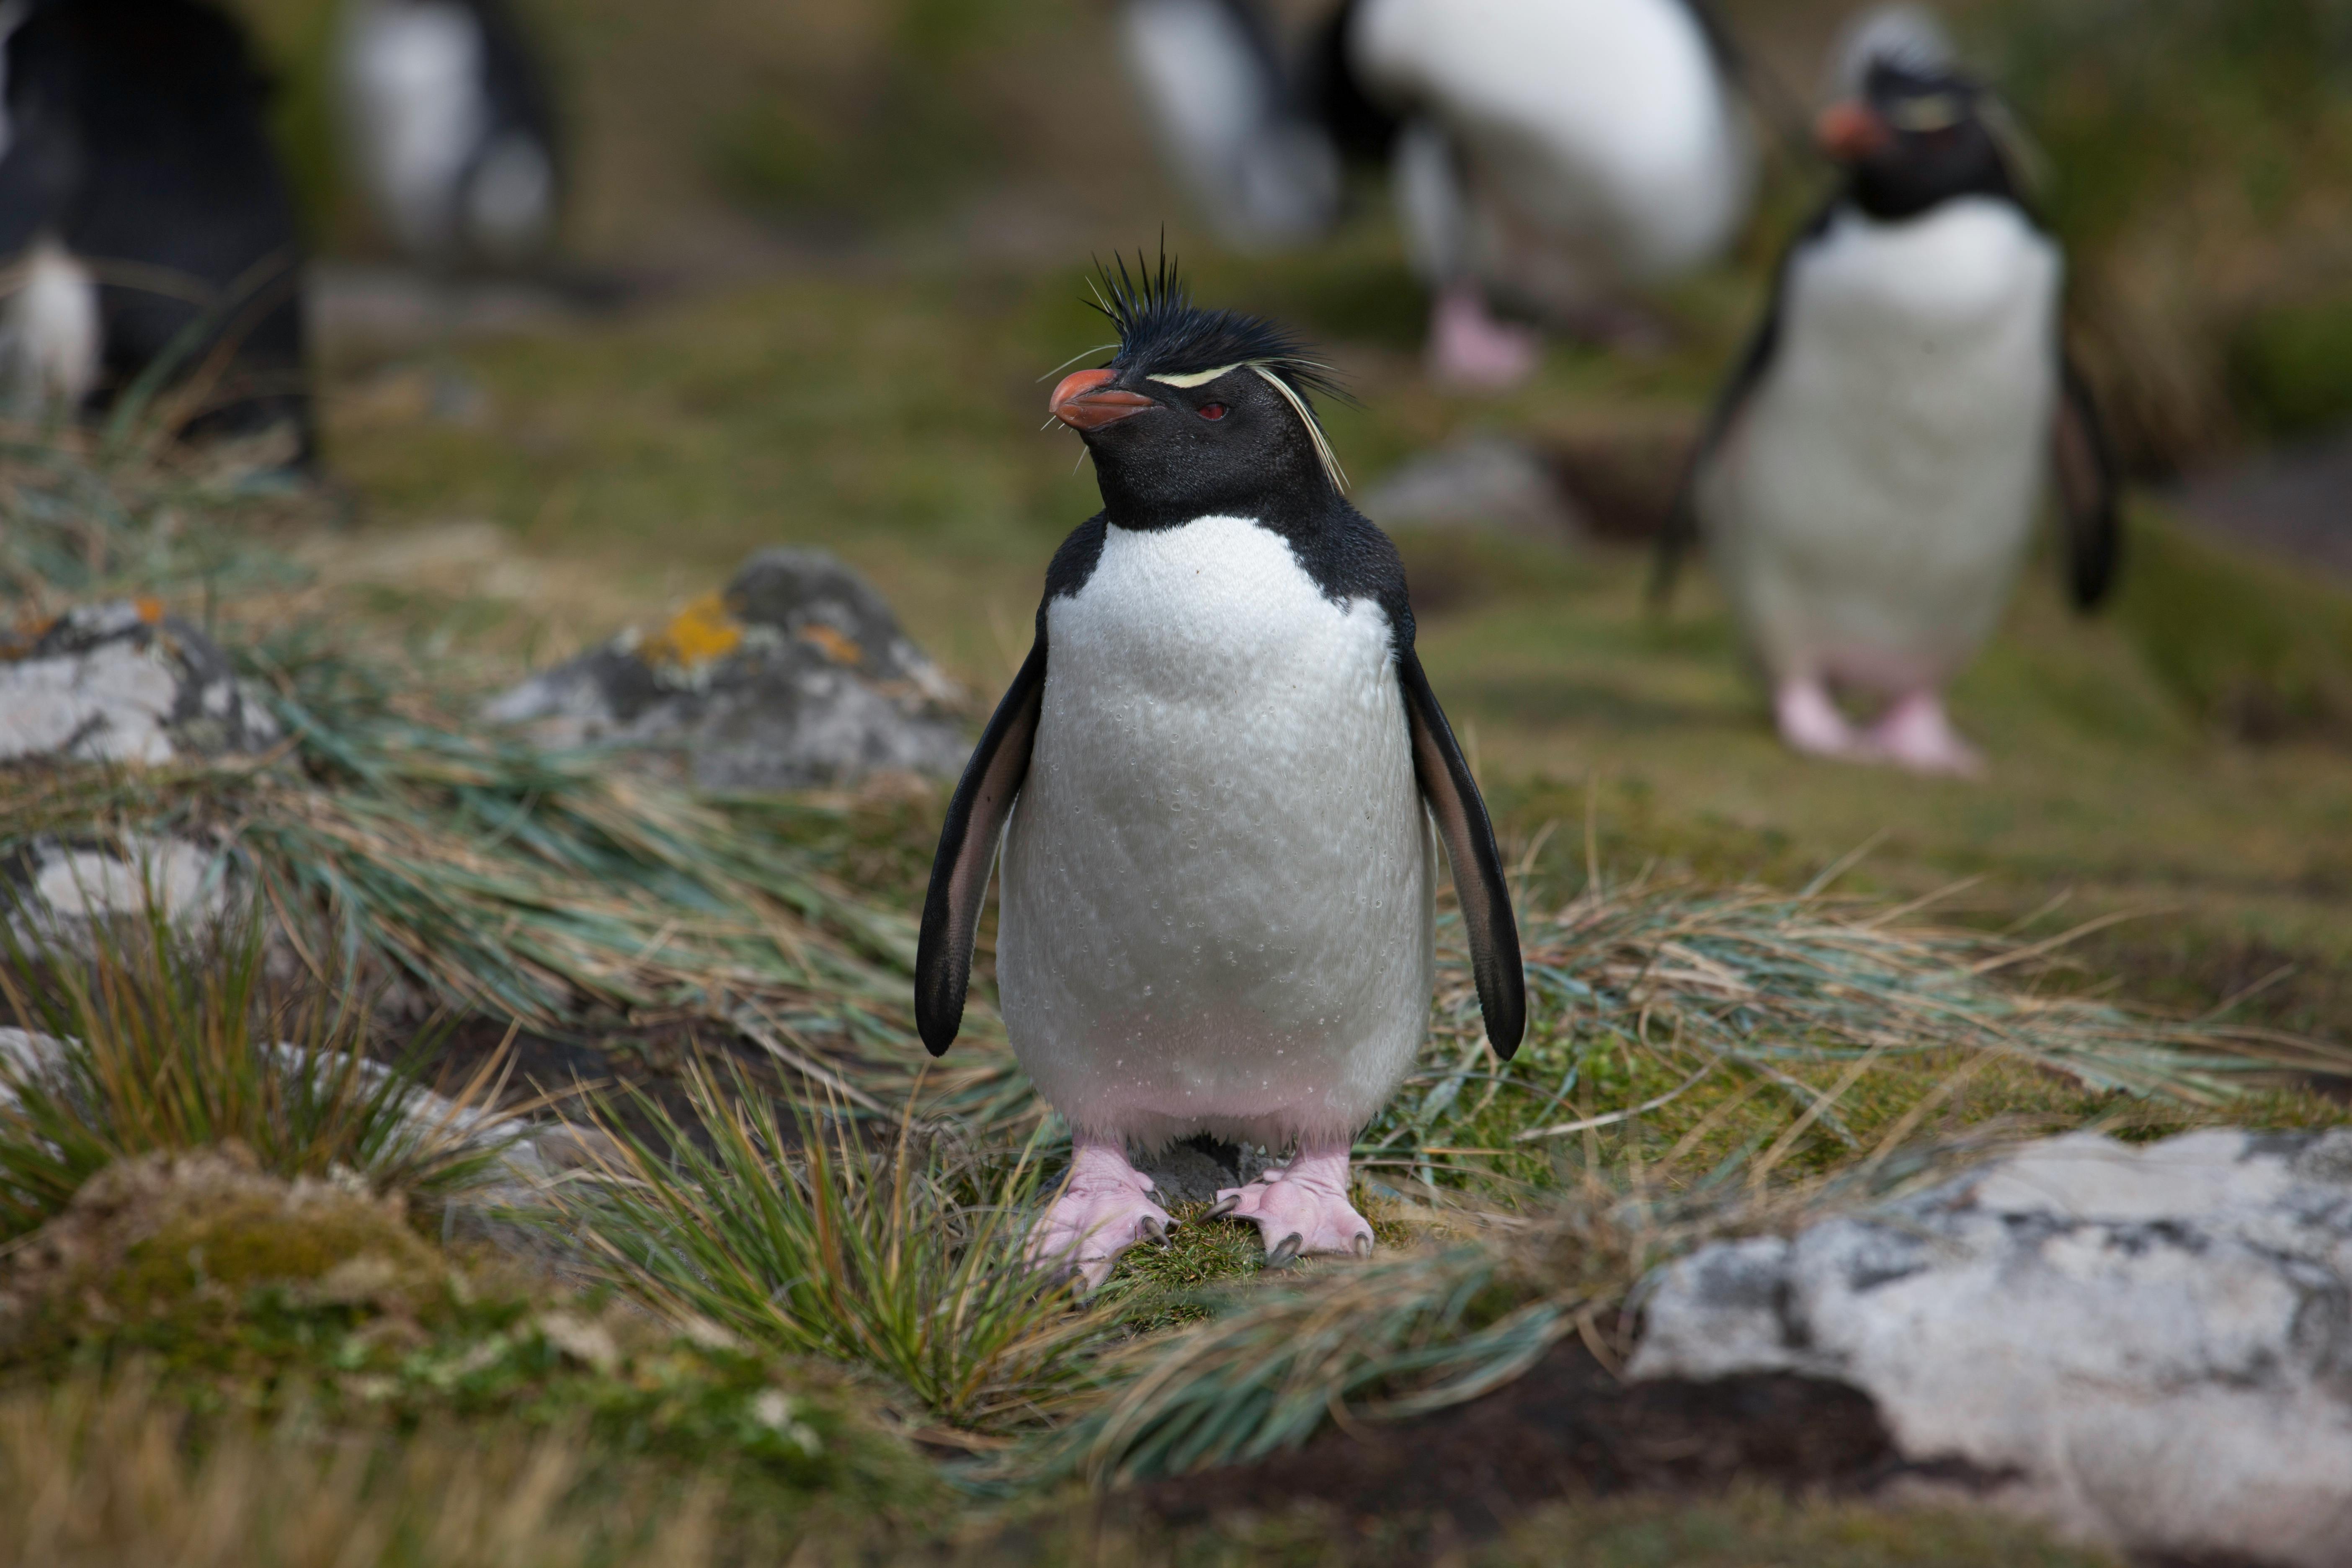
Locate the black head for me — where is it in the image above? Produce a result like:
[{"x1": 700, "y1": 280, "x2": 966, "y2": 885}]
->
[
  {"x1": 1819, "y1": 59, "x2": 2024, "y2": 222},
  {"x1": 1049, "y1": 255, "x2": 1346, "y2": 531}
]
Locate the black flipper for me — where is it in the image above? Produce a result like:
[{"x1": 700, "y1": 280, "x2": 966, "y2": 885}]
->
[
  {"x1": 2053, "y1": 350, "x2": 2121, "y2": 611},
  {"x1": 1652, "y1": 201, "x2": 1835, "y2": 608},
  {"x1": 1398, "y1": 649, "x2": 1524, "y2": 1061},
  {"x1": 914, "y1": 638, "x2": 1047, "y2": 1057}
]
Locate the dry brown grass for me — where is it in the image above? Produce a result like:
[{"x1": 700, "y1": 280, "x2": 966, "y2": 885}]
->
[{"x1": 0, "y1": 1377, "x2": 729, "y2": 1568}]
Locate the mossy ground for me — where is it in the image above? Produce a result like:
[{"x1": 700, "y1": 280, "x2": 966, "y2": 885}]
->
[{"x1": 0, "y1": 1154, "x2": 943, "y2": 1553}]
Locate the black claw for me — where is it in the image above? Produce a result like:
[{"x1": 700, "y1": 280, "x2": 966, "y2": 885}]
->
[
  {"x1": 1203, "y1": 1195, "x2": 1240, "y2": 1221},
  {"x1": 1265, "y1": 1233, "x2": 1304, "y2": 1268},
  {"x1": 1140, "y1": 1216, "x2": 1169, "y2": 1246},
  {"x1": 1351, "y1": 1234, "x2": 1375, "y2": 1259}
]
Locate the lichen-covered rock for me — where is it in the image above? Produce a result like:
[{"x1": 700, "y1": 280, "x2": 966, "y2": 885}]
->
[
  {"x1": 2, "y1": 833, "x2": 228, "y2": 930},
  {"x1": 1629, "y1": 1128, "x2": 2352, "y2": 1567},
  {"x1": 480, "y1": 549, "x2": 968, "y2": 790},
  {"x1": 0, "y1": 599, "x2": 279, "y2": 766}
]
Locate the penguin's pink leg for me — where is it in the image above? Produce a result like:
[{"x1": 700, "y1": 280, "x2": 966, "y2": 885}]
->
[
  {"x1": 1427, "y1": 282, "x2": 1542, "y2": 390},
  {"x1": 1774, "y1": 677, "x2": 1862, "y2": 759},
  {"x1": 1865, "y1": 690, "x2": 1984, "y2": 777},
  {"x1": 1026, "y1": 1136, "x2": 1172, "y2": 1291},
  {"x1": 1209, "y1": 1141, "x2": 1374, "y2": 1265}
]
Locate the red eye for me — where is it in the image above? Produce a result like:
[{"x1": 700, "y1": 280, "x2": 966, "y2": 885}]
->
[{"x1": 1197, "y1": 402, "x2": 1227, "y2": 420}]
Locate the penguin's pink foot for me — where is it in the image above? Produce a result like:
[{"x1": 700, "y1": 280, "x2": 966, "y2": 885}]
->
[
  {"x1": 1209, "y1": 1145, "x2": 1373, "y2": 1266},
  {"x1": 1428, "y1": 284, "x2": 1542, "y2": 390},
  {"x1": 1774, "y1": 678, "x2": 1861, "y2": 759},
  {"x1": 1027, "y1": 1139, "x2": 1171, "y2": 1292},
  {"x1": 1865, "y1": 691, "x2": 1983, "y2": 777}
]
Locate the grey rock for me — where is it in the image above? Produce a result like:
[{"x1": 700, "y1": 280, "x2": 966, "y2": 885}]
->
[
  {"x1": 2169, "y1": 427, "x2": 2352, "y2": 583},
  {"x1": 482, "y1": 549, "x2": 969, "y2": 790},
  {"x1": 1359, "y1": 433, "x2": 1586, "y2": 544},
  {"x1": 0, "y1": 600, "x2": 279, "y2": 766},
  {"x1": 1630, "y1": 1129, "x2": 2352, "y2": 1566}
]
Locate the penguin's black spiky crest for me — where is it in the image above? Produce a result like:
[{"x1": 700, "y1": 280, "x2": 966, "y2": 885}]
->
[
  {"x1": 1090, "y1": 250, "x2": 1344, "y2": 406},
  {"x1": 1085, "y1": 249, "x2": 1350, "y2": 490}
]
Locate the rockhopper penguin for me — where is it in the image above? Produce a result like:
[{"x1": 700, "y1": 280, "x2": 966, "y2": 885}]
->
[
  {"x1": 917, "y1": 259, "x2": 1525, "y2": 1287},
  {"x1": 1658, "y1": 8, "x2": 2118, "y2": 775},
  {"x1": 0, "y1": 0, "x2": 313, "y2": 456}
]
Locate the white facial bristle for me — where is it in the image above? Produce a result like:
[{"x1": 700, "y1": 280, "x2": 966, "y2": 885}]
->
[{"x1": 1249, "y1": 363, "x2": 1347, "y2": 492}]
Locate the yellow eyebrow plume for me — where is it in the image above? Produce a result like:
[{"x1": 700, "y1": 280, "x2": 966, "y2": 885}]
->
[
  {"x1": 1145, "y1": 362, "x2": 1244, "y2": 388},
  {"x1": 1134, "y1": 358, "x2": 1347, "y2": 491}
]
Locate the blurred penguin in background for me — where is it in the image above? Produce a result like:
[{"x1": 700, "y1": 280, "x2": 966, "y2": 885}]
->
[
  {"x1": 338, "y1": 0, "x2": 562, "y2": 271},
  {"x1": 1657, "y1": 6, "x2": 2118, "y2": 776},
  {"x1": 1117, "y1": 0, "x2": 1758, "y2": 387},
  {"x1": 0, "y1": 0, "x2": 314, "y2": 460}
]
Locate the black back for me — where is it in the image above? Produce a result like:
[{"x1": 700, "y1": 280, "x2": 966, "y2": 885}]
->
[
  {"x1": 465, "y1": 0, "x2": 560, "y2": 145},
  {"x1": 1306, "y1": 0, "x2": 1400, "y2": 164},
  {"x1": 456, "y1": 0, "x2": 564, "y2": 236},
  {"x1": 0, "y1": 0, "x2": 311, "y2": 456}
]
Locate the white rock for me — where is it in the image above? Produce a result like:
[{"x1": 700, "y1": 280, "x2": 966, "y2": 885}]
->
[
  {"x1": 0, "y1": 640, "x2": 181, "y2": 763},
  {"x1": 0, "y1": 600, "x2": 280, "y2": 766},
  {"x1": 24, "y1": 837, "x2": 224, "y2": 923},
  {"x1": 1630, "y1": 1128, "x2": 2352, "y2": 1566}
]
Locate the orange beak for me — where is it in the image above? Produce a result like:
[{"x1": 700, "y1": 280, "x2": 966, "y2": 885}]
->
[
  {"x1": 1816, "y1": 100, "x2": 1893, "y2": 161},
  {"x1": 1050, "y1": 368, "x2": 1157, "y2": 431}
]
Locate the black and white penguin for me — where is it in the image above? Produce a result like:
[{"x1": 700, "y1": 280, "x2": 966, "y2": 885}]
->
[
  {"x1": 1116, "y1": 0, "x2": 1756, "y2": 385},
  {"x1": 1351, "y1": 0, "x2": 1757, "y2": 381},
  {"x1": 1659, "y1": 7, "x2": 2117, "y2": 775},
  {"x1": 0, "y1": 0, "x2": 313, "y2": 456},
  {"x1": 338, "y1": 0, "x2": 561, "y2": 269},
  {"x1": 918, "y1": 259, "x2": 1525, "y2": 1286}
]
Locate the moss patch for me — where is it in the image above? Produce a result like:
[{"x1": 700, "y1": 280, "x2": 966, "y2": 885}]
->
[{"x1": 0, "y1": 1148, "x2": 941, "y2": 1528}]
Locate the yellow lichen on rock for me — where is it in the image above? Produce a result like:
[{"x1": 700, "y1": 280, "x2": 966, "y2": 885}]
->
[
  {"x1": 638, "y1": 591, "x2": 744, "y2": 673},
  {"x1": 796, "y1": 624, "x2": 863, "y2": 665}
]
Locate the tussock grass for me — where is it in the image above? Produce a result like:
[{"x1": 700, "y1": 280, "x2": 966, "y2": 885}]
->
[
  {"x1": 1374, "y1": 867, "x2": 2349, "y2": 1198},
  {"x1": 562, "y1": 1063, "x2": 1108, "y2": 1436},
  {"x1": 1037, "y1": 1239, "x2": 1572, "y2": 1486},
  {"x1": 1019, "y1": 865, "x2": 2352, "y2": 1485},
  {"x1": 0, "y1": 416, "x2": 312, "y2": 617},
  {"x1": 0, "y1": 905, "x2": 509, "y2": 1241},
  {"x1": 0, "y1": 633, "x2": 924, "y2": 1040}
]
